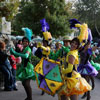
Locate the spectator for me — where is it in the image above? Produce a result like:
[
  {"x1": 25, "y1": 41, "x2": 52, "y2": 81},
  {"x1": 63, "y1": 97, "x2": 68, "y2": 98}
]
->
[
  {"x1": 15, "y1": 40, "x2": 23, "y2": 53},
  {"x1": 0, "y1": 41, "x2": 13, "y2": 91}
]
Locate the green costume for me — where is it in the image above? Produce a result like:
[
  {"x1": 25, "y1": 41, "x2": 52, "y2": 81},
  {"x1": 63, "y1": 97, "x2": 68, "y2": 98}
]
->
[
  {"x1": 89, "y1": 51, "x2": 100, "y2": 71},
  {"x1": 49, "y1": 46, "x2": 70, "y2": 61},
  {"x1": 11, "y1": 46, "x2": 35, "y2": 81},
  {"x1": 91, "y1": 60, "x2": 100, "y2": 71}
]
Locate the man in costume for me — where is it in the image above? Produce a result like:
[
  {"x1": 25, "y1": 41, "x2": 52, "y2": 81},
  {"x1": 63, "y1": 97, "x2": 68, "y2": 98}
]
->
[{"x1": 49, "y1": 36, "x2": 71, "y2": 62}]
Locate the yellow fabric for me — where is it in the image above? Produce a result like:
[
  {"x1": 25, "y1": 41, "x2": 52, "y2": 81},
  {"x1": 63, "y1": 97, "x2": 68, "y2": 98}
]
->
[
  {"x1": 43, "y1": 31, "x2": 52, "y2": 41},
  {"x1": 75, "y1": 23, "x2": 88, "y2": 43},
  {"x1": 65, "y1": 71, "x2": 81, "y2": 89},
  {"x1": 37, "y1": 42, "x2": 42, "y2": 48},
  {"x1": 34, "y1": 58, "x2": 60, "y2": 74},
  {"x1": 41, "y1": 46, "x2": 49, "y2": 51},
  {"x1": 59, "y1": 71, "x2": 92, "y2": 96},
  {"x1": 34, "y1": 58, "x2": 44, "y2": 75},
  {"x1": 58, "y1": 43, "x2": 91, "y2": 96},
  {"x1": 66, "y1": 77, "x2": 92, "y2": 96},
  {"x1": 45, "y1": 79, "x2": 63, "y2": 94},
  {"x1": 42, "y1": 46, "x2": 51, "y2": 56},
  {"x1": 62, "y1": 63, "x2": 73, "y2": 74},
  {"x1": 66, "y1": 50, "x2": 79, "y2": 65},
  {"x1": 48, "y1": 59, "x2": 60, "y2": 64}
]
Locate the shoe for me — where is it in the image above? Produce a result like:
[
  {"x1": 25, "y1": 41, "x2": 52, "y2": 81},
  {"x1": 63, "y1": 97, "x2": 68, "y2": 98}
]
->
[
  {"x1": 41, "y1": 91, "x2": 45, "y2": 95},
  {"x1": 25, "y1": 98, "x2": 28, "y2": 100},
  {"x1": 25, "y1": 97, "x2": 32, "y2": 100},
  {"x1": 4, "y1": 88, "x2": 12, "y2": 91},
  {"x1": 81, "y1": 93, "x2": 87, "y2": 99},
  {"x1": 13, "y1": 87, "x2": 18, "y2": 91}
]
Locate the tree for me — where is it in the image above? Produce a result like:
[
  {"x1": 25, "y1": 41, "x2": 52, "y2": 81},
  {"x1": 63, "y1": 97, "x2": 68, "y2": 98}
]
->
[
  {"x1": 0, "y1": 0, "x2": 20, "y2": 21},
  {"x1": 75, "y1": 0, "x2": 100, "y2": 37},
  {"x1": 12, "y1": 0, "x2": 74, "y2": 37}
]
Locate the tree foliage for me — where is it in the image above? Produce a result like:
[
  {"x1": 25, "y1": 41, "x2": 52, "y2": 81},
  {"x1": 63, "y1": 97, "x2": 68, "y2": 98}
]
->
[
  {"x1": 12, "y1": 0, "x2": 75, "y2": 37},
  {"x1": 75, "y1": 0, "x2": 100, "y2": 37},
  {"x1": 0, "y1": 0, "x2": 20, "y2": 21}
]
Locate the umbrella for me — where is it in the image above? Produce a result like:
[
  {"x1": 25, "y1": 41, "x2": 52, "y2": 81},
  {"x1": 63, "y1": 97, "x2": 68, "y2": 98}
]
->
[{"x1": 34, "y1": 58, "x2": 63, "y2": 96}]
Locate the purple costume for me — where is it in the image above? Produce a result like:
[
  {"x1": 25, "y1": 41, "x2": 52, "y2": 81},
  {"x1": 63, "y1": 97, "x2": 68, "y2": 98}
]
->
[{"x1": 77, "y1": 48, "x2": 98, "y2": 76}]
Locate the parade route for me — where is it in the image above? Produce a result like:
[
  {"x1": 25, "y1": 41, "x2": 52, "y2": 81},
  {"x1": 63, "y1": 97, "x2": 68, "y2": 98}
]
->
[{"x1": 0, "y1": 77, "x2": 100, "y2": 100}]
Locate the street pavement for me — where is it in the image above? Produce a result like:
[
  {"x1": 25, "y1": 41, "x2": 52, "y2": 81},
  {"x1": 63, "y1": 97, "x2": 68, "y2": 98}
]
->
[{"x1": 0, "y1": 77, "x2": 100, "y2": 100}]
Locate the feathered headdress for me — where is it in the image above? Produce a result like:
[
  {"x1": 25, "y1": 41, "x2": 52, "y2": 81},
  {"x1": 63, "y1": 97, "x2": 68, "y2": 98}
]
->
[
  {"x1": 69, "y1": 18, "x2": 89, "y2": 43},
  {"x1": 22, "y1": 27, "x2": 33, "y2": 42},
  {"x1": 40, "y1": 18, "x2": 49, "y2": 32},
  {"x1": 69, "y1": 18, "x2": 81, "y2": 29},
  {"x1": 40, "y1": 18, "x2": 52, "y2": 41}
]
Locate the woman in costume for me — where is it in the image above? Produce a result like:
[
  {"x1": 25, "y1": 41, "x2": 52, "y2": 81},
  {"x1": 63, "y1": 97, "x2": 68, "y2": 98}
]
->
[
  {"x1": 10, "y1": 28, "x2": 35, "y2": 100},
  {"x1": 78, "y1": 42, "x2": 98, "y2": 76},
  {"x1": 37, "y1": 18, "x2": 51, "y2": 58},
  {"x1": 58, "y1": 19, "x2": 92, "y2": 100},
  {"x1": 36, "y1": 19, "x2": 52, "y2": 95},
  {"x1": 78, "y1": 41, "x2": 100, "y2": 100},
  {"x1": 58, "y1": 38, "x2": 91, "y2": 100}
]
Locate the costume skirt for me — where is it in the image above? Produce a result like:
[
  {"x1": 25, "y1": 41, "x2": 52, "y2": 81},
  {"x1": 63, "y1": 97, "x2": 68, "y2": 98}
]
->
[
  {"x1": 77, "y1": 61, "x2": 98, "y2": 76},
  {"x1": 59, "y1": 71, "x2": 92, "y2": 96},
  {"x1": 16, "y1": 62, "x2": 36, "y2": 81}
]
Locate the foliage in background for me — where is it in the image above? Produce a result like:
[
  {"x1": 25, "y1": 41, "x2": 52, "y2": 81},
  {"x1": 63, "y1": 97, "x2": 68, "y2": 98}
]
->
[
  {"x1": 75, "y1": 0, "x2": 100, "y2": 38},
  {"x1": 0, "y1": 0, "x2": 20, "y2": 21},
  {"x1": 12, "y1": 0, "x2": 77, "y2": 37}
]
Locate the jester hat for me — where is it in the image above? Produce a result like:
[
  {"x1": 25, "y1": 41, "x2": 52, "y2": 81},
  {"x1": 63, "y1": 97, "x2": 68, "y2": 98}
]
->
[
  {"x1": 40, "y1": 19, "x2": 52, "y2": 41},
  {"x1": 69, "y1": 19, "x2": 89, "y2": 43}
]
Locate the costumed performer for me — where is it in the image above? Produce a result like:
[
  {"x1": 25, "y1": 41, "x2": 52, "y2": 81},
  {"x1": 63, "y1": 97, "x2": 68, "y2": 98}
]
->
[
  {"x1": 36, "y1": 18, "x2": 52, "y2": 95},
  {"x1": 10, "y1": 28, "x2": 35, "y2": 100},
  {"x1": 49, "y1": 36, "x2": 71, "y2": 62},
  {"x1": 73, "y1": 20, "x2": 99, "y2": 100},
  {"x1": 58, "y1": 19, "x2": 92, "y2": 100},
  {"x1": 90, "y1": 40, "x2": 100, "y2": 71}
]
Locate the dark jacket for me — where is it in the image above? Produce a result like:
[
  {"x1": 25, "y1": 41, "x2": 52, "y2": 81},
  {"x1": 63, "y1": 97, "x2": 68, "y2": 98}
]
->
[{"x1": 0, "y1": 50, "x2": 8, "y2": 65}]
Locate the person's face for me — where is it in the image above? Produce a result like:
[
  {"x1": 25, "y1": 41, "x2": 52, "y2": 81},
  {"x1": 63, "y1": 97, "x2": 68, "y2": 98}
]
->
[
  {"x1": 22, "y1": 39, "x2": 29, "y2": 47},
  {"x1": 85, "y1": 43, "x2": 91, "y2": 49},
  {"x1": 19, "y1": 41, "x2": 22, "y2": 44},
  {"x1": 59, "y1": 43, "x2": 62, "y2": 49},
  {"x1": 43, "y1": 41, "x2": 47, "y2": 47},
  {"x1": 70, "y1": 40, "x2": 78, "y2": 50},
  {"x1": 64, "y1": 41, "x2": 70, "y2": 47},
  {"x1": 55, "y1": 43, "x2": 59, "y2": 49}
]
